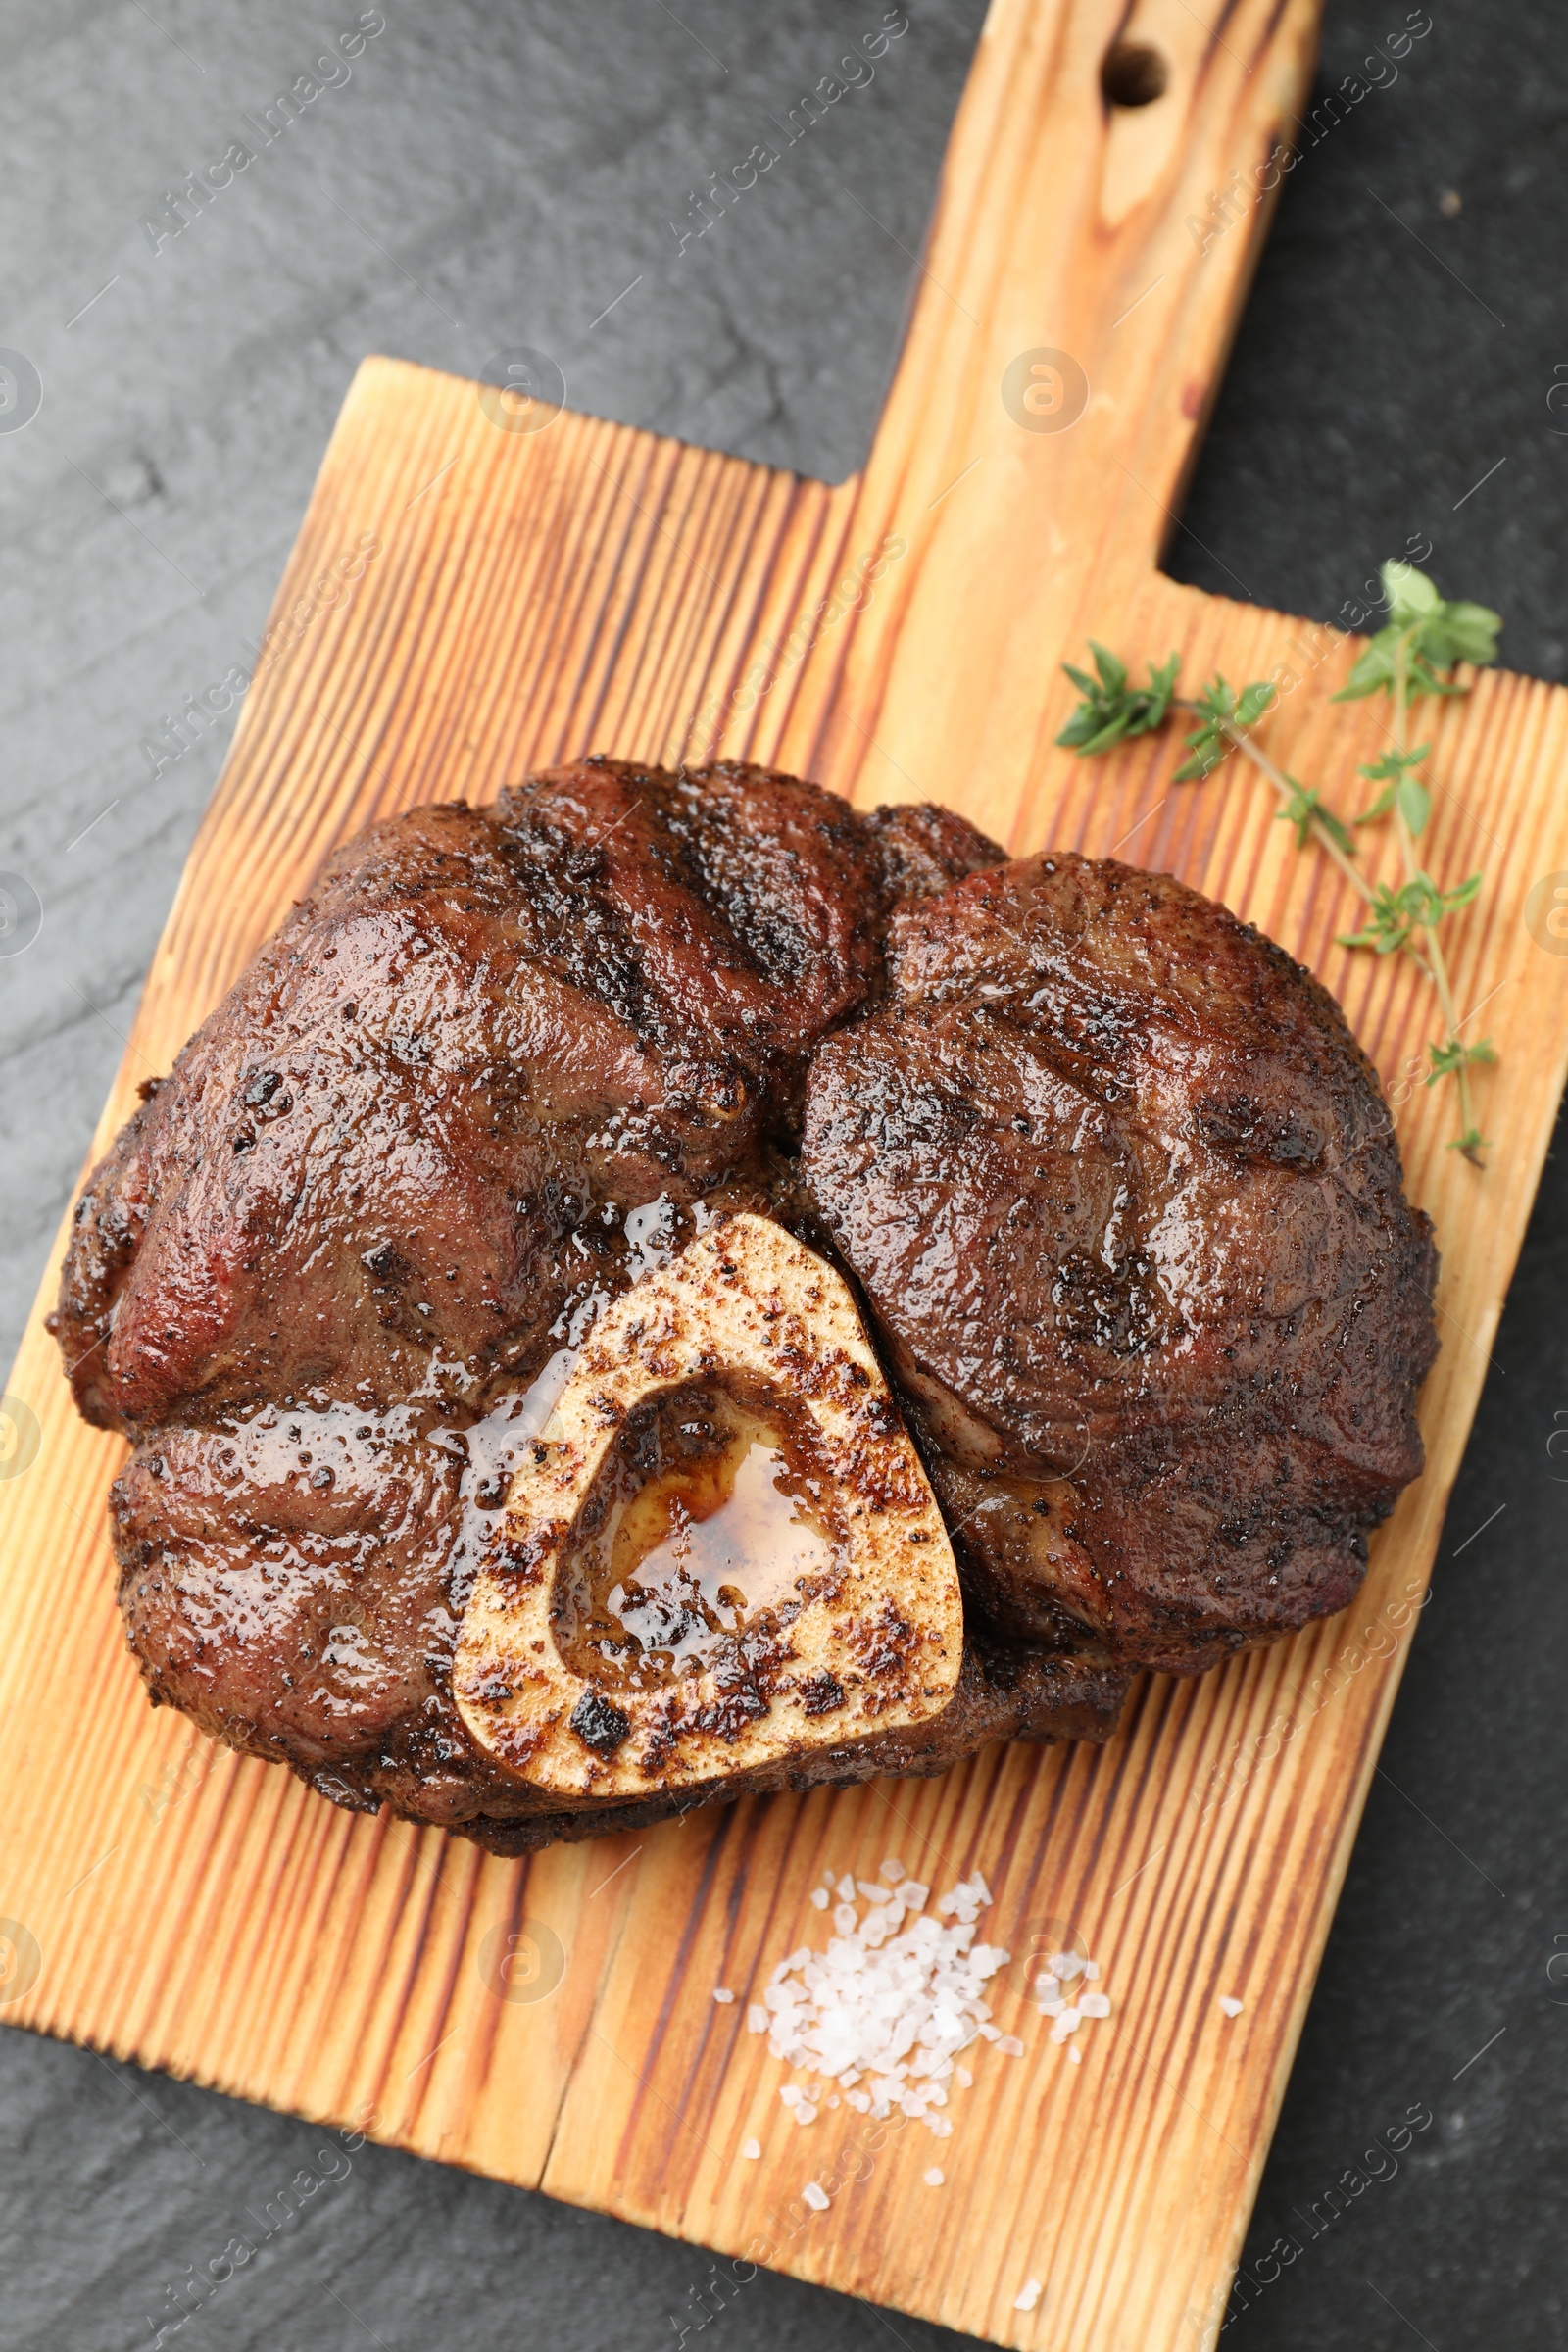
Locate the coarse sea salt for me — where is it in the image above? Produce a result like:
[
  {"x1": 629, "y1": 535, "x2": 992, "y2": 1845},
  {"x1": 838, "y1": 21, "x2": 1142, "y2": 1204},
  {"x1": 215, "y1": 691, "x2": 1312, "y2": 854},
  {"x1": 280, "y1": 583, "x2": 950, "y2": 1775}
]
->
[
  {"x1": 747, "y1": 1870, "x2": 1114, "y2": 2158},
  {"x1": 1219, "y1": 1995, "x2": 1245, "y2": 2018},
  {"x1": 1014, "y1": 2278, "x2": 1043, "y2": 2313}
]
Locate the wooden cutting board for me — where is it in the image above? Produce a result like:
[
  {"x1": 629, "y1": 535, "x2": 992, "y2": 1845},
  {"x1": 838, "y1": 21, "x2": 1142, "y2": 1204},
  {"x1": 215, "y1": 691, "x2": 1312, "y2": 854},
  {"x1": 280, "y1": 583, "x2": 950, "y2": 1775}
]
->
[{"x1": 4, "y1": 2, "x2": 1566, "y2": 2343}]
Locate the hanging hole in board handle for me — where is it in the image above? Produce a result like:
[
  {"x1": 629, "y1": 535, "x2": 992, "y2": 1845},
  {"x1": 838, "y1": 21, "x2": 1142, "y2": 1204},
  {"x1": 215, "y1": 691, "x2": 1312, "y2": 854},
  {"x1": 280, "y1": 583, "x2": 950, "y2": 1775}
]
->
[{"x1": 1101, "y1": 41, "x2": 1169, "y2": 108}]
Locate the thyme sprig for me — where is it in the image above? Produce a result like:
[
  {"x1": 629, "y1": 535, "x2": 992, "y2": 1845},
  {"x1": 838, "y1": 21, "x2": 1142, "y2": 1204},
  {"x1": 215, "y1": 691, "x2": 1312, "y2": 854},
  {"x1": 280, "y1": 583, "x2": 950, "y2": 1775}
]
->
[
  {"x1": 1055, "y1": 644, "x2": 1180, "y2": 755},
  {"x1": 1338, "y1": 870, "x2": 1482, "y2": 956},
  {"x1": 1333, "y1": 563, "x2": 1499, "y2": 1162},
  {"x1": 1055, "y1": 562, "x2": 1501, "y2": 1165},
  {"x1": 1171, "y1": 677, "x2": 1277, "y2": 781}
]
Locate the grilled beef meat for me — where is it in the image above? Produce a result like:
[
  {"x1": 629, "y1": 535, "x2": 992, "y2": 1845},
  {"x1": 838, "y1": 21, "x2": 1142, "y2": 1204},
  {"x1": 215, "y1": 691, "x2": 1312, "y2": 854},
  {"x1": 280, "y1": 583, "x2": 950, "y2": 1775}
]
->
[
  {"x1": 56, "y1": 760, "x2": 1122, "y2": 1850},
  {"x1": 800, "y1": 852, "x2": 1439, "y2": 1677},
  {"x1": 52, "y1": 762, "x2": 1437, "y2": 1852},
  {"x1": 55, "y1": 760, "x2": 997, "y2": 1432}
]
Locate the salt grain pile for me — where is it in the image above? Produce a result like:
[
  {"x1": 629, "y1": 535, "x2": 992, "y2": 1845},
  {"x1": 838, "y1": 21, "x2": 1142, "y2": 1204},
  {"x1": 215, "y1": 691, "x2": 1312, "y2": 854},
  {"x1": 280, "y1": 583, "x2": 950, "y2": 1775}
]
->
[{"x1": 745, "y1": 1859, "x2": 1111, "y2": 2149}]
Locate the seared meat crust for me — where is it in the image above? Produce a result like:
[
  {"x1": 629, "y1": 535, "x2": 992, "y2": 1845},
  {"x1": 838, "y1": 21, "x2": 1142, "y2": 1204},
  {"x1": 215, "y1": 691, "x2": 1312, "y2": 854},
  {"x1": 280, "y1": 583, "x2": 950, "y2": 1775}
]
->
[
  {"x1": 57, "y1": 766, "x2": 967, "y2": 1437},
  {"x1": 53, "y1": 773, "x2": 1437, "y2": 1848},
  {"x1": 58, "y1": 760, "x2": 1073, "y2": 1851},
  {"x1": 801, "y1": 852, "x2": 1438, "y2": 1675}
]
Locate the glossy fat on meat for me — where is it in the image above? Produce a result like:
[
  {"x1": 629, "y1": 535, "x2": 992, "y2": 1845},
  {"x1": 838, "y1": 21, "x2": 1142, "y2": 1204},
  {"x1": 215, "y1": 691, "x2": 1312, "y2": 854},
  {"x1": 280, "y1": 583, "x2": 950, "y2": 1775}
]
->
[
  {"x1": 53, "y1": 773, "x2": 1438, "y2": 1841},
  {"x1": 53, "y1": 766, "x2": 1003, "y2": 1439},
  {"x1": 55, "y1": 760, "x2": 1061, "y2": 1847},
  {"x1": 801, "y1": 851, "x2": 1439, "y2": 1675}
]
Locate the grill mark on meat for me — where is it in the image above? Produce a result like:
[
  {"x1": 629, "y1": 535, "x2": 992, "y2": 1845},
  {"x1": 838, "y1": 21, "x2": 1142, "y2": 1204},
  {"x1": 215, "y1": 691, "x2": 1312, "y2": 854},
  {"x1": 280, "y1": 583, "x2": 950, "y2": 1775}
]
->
[
  {"x1": 63, "y1": 760, "x2": 1028, "y2": 1846},
  {"x1": 55, "y1": 786, "x2": 1439, "y2": 1841},
  {"x1": 802, "y1": 849, "x2": 1439, "y2": 1677},
  {"x1": 496, "y1": 816, "x2": 661, "y2": 1039}
]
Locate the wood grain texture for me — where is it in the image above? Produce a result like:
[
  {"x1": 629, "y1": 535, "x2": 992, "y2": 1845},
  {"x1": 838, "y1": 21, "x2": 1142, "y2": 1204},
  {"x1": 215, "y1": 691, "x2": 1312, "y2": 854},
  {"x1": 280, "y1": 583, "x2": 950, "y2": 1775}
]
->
[{"x1": 4, "y1": 2, "x2": 1567, "y2": 2344}]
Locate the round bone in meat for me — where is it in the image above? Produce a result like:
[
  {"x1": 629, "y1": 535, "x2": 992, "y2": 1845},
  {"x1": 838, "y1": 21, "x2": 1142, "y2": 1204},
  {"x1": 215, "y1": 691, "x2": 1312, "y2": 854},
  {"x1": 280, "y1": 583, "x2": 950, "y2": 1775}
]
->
[{"x1": 453, "y1": 1214, "x2": 963, "y2": 1797}]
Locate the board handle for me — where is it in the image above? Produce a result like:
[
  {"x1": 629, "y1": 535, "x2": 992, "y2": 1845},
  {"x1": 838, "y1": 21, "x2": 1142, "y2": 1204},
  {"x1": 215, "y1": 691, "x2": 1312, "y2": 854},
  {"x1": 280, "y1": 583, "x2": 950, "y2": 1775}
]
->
[{"x1": 808, "y1": 0, "x2": 1327, "y2": 803}]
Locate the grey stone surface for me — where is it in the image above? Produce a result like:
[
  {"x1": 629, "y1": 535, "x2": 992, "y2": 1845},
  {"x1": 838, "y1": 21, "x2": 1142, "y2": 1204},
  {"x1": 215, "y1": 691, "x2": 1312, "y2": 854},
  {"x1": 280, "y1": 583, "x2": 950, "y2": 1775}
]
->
[
  {"x1": 0, "y1": 5, "x2": 1563, "y2": 2349},
  {"x1": 0, "y1": 0, "x2": 985, "y2": 1372}
]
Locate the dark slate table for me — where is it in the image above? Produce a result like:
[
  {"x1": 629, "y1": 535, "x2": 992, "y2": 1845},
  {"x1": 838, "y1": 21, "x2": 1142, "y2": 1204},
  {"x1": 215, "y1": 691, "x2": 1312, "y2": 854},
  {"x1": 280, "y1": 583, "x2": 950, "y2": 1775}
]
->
[{"x1": 1, "y1": 5, "x2": 1562, "y2": 2346}]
